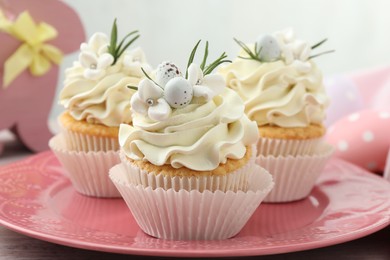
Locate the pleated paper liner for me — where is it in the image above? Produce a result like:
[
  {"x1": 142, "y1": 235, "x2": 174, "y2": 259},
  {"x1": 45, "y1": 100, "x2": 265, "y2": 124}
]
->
[
  {"x1": 49, "y1": 134, "x2": 121, "y2": 198},
  {"x1": 256, "y1": 143, "x2": 334, "y2": 203},
  {"x1": 61, "y1": 126, "x2": 119, "y2": 152},
  {"x1": 109, "y1": 163, "x2": 274, "y2": 240},
  {"x1": 119, "y1": 146, "x2": 257, "y2": 192},
  {"x1": 256, "y1": 137, "x2": 323, "y2": 157}
]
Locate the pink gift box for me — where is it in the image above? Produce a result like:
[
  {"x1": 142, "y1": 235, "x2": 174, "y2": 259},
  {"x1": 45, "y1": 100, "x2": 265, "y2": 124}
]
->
[{"x1": 0, "y1": 0, "x2": 85, "y2": 154}]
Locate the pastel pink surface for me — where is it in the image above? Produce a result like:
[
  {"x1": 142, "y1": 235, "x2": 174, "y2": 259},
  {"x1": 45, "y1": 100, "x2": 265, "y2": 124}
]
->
[
  {"x1": 0, "y1": 152, "x2": 390, "y2": 257},
  {"x1": 0, "y1": 0, "x2": 85, "y2": 153}
]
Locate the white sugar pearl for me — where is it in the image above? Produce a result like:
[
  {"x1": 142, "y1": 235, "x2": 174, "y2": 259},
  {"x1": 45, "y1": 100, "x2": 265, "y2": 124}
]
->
[
  {"x1": 155, "y1": 61, "x2": 182, "y2": 88},
  {"x1": 256, "y1": 34, "x2": 281, "y2": 62},
  {"x1": 164, "y1": 77, "x2": 193, "y2": 108}
]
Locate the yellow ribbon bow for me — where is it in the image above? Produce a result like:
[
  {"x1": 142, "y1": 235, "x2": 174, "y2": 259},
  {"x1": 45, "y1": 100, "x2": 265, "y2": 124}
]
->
[{"x1": 0, "y1": 10, "x2": 63, "y2": 88}]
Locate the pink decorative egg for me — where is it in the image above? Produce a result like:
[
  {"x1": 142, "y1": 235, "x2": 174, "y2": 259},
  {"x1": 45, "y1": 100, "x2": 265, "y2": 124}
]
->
[
  {"x1": 326, "y1": 109, "x2": 390, "y2": 173},
  {"x1": 324, "y1": 76, "x2": 364, "y2": 127}
]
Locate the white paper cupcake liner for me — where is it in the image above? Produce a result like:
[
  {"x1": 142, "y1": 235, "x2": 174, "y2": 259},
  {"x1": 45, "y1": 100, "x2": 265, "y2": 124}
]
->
[
  {"x1": 109, "y1": 163, "x2": 274, "y2": 240},
  {"x1": 256, "y1": 143, "x2": 334, "y2": 203},
  {"x1": 61, "y1": 126, "x2": 119, "y2": 152},
  {"x1": 119, "y1": 146, "x2": 257, "y2": 192},
  {"x1": 257, "y1": 137, "x2": 323, "y2": 157},
  {"x1": 49, "y1": 134, "x2": 121, "y2": 198}
]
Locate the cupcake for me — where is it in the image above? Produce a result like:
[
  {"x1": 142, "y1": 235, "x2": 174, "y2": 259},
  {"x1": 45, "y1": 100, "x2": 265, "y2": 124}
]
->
[
  {"x1": 109, "y1": 41, "x2": 274, "y2": 240},
  {"x1": 218, "y1": 29, "x2": 334, "y2": 202},
  {"x1": 49, "y1": 20, "x2": 151, "y2": 197}
]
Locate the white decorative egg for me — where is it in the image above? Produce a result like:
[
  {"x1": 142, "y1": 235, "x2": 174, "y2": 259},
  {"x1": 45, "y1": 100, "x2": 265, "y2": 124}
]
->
[
  {"x1": 164, "y1": 77, "x2": 193, "y2": 108},
  {"x1": 256, "y1": 34, "x2": 281, "y2": 62},
  {"x1": 155, "y1": 61, "x2": 182, "y2": 88}
]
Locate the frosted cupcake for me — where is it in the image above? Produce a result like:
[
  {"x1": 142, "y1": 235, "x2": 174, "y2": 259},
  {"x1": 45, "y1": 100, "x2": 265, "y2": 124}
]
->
[
  {"x1": 218, "y1": 29, "x2": 334, "y2": 202},
  {"x1": 109, "y1": 41, "x2": 274, "y2": 240},
  {"x1": 49, "y1": 20, "x2": 151, "y2": 197}
]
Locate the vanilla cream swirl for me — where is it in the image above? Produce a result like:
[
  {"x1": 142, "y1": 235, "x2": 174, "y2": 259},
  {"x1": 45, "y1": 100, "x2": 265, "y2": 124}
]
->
[
  {"x1": 60, "y1": 49, "x2": 150, "y2": 127},
  {"x1": 119, "y1": 88, "x2": 258, "y2": 171},
  {"x1": 219, "y1": 58, "x2": 329, "y2": 127}
]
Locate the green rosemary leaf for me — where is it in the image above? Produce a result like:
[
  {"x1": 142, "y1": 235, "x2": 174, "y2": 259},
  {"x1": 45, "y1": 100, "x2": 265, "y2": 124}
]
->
[
  {"x1": 311, "y1": 38, "x2": 328, "y2": 49},
  {"x1": 203, "y1": 52, "x2": 231, "y2": 75},
  {"x1": 141, "y1": 67, "x2": 153, "y2": 81},
  {"x1": 309, "y1": 49, "x2": 335, "y2": 59},
  {"x1": 141, "y1": 67, "x2": 163, "y2": 89},
  {"x1": 255, "y1": 46, "x2": 262, "y2": 57},
  {"x1": 115, "y1": 30, "x2": 139, "y2": 56},
  {"x1": 186, "y1": 40, "x2": 201, "y2": 79},
  {"x1": 233, "y1": 38, "x2": 252, "y2": 56},
  {"x1": 200, "y1": 41, "x2": 209, "y2": 70},
  {"x1": 233, "y1": 37, "x2": 262, "y2": 62},
  {"x1": 116, "y1": 34, "x2": 140, "y2": 59},
  {"x1": 234, "y1": 38, "x2": 253, "y2": 58},
  {"x1": 237, "y1": 56, "x2": 255, "y2": 60},
  {"x1": 127, "y1": 85, "x2": 138, "y2": 90},
  {"x1": 203, "y1": 59, "x2": 231, "y2": 75},
  {"x1": 109, "y1": 19, "x2": 118, "y2": 55},
  {"x1": 254, "y1": 42, "x2": 260, "y2": 55}
]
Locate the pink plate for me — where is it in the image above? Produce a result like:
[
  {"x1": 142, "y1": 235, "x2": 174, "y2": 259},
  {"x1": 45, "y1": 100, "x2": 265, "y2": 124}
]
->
[{"x1": 0, "y1": 152, "x2": 390, "y2": 257}]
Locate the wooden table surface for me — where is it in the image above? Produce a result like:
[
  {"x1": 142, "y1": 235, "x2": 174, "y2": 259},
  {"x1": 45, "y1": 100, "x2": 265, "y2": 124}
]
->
[{"x1": 1, "y1": 132, "x2": 390, "y2": 259}]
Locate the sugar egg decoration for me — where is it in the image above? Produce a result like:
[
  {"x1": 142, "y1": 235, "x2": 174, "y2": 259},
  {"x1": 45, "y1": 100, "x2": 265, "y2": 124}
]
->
[
  {"x1": 164, "y1": 77, "x2": 193, "y2": 108},
  {"x1": 155, "y1": 61, "x2": 182, "y2": 88},
  {"x1": 256, "y1": 34, "x2": 281, "y2": 62}
]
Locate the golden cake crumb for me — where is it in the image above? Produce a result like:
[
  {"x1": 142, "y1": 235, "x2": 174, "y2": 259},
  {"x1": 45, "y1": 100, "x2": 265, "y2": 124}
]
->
[
  {"x1": 258, "y1": 124, "x2": 325, "y2": 140},
  {"x1": 59, "y1": 112, "x2": 119, "y2": 138},
  {"x1": 127, "y1": 146, "x2": 253, "y2": 177}
]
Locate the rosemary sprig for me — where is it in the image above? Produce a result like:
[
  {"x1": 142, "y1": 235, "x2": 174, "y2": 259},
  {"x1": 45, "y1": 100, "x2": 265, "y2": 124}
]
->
[
  {"x1": 311, "y1": 38, "x2": 328, "y2": 49},
  {"x1": 203, "y1": 52, "x2": 231, "y2": 75},
  {"x1": 186, "y1": 40, "x2": 231, "y2": 77},
  {"x1": 235, "y1": 36, "x2": 334, "y2": 62},
  {"x1": 142, "y1": 67, "x2": 161, "y2": 87},
  {"x1": 310, "y1": 38, "x2": 335, "y2": 59},
  {"x1": 200, "y1": 41, "x2": 209, "y2": 70},
  {"x1": 108, "y1": 19, "x2": 117, "y2": 55},
  {"x1": 127, "y1": 85, "x2": 138, "y2": 91},
  {"x1": 116, "y1": 31, "x2": 140, "y2": 58},
  {"x1": 185, "y1": 40, "x2": 201, "y2": 79},
  {"x1": 108, "y1": 19, "x2": 140, "y2": 65},
  {"x1": 309, "y1": 50, "x2": 335, "y2": 59},
  {"x1": 234, "y1": 38, "x2": 262, "y2": 63},
  {"x1": 126, "y1": 67, "x2": 163, "y2": 91}
]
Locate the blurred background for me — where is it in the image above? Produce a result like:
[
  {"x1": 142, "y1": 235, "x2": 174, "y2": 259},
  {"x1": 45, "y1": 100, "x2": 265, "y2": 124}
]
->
[{"x1": 52, "y1": 0, "x2": 390, "y2": 122}]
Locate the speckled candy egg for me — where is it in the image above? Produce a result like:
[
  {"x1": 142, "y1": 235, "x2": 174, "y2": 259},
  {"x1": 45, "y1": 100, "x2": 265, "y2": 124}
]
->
[
  {"x1": 164, "y1": 77, "x2": 193, "y2": 108},
  {"x1": 155, "y1": 61, "x2": 182, "y2": 87},
  {"x1": 256, "y1": 34, "x2": 281, "y2": 62},
  {"x1": 326, "y1": 109, "x2": 390, "y2": 173}
]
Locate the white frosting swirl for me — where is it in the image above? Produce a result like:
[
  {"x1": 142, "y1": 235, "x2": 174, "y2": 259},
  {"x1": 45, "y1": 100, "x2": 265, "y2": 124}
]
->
[
  {"x1": 60, "y1": 48, "x2": 151, "y2": 127},
  {"x1": 219, "y1": 29, "x2": 329, "y2": 127},
  {"x1": 119, "y1": 88, "x2": 258, "y2": 171}
]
